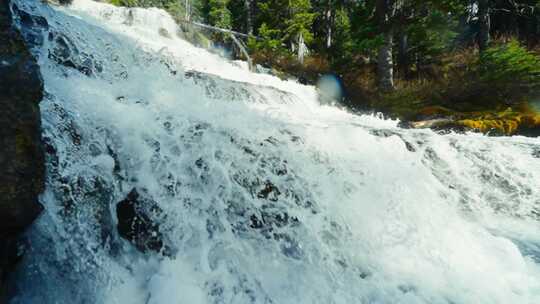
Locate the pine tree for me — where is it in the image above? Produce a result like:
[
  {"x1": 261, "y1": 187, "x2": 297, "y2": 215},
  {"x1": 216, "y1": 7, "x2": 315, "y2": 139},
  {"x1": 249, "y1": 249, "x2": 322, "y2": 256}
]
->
[{"x1": 206, "y1": 0, "x2": 232, "y2": 28}]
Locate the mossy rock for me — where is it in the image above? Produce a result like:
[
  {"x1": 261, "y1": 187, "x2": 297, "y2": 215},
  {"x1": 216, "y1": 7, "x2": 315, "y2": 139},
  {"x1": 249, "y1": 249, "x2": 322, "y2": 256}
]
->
[
  {"x1": 408, "y1": 103, "x2": 540, "y2": 136},
  {"x1": 457, "y1": 118, "x2": 521, "y2": 135},
  {"x1": 435, "y1": 107, "x2": 540, "y2": 136}
]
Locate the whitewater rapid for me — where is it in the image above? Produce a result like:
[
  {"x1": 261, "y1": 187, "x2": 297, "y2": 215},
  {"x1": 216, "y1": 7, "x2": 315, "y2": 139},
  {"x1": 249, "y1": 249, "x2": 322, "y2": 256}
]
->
[{"x1": 9, "y1": 1, "x2": 540, "y2": 303}]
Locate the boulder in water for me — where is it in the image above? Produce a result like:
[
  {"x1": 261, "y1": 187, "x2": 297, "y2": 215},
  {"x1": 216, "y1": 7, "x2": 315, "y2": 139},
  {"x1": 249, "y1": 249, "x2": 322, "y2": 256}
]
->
[{"x1": 116, "y1": 188, "x2": 165, "y2": 254}]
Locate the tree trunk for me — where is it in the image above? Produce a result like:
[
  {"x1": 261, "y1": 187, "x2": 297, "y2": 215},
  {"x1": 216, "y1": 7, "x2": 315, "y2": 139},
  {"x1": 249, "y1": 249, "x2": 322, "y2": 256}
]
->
[
  {"x1": 377, "y1": 29, "x2": 394, "y2": 92},
  {"x1": 229, "y1": 33, "x2": 254, "y2": 71},
  {"x1": 298, "y1": 33, "x2": 306, "y2": 64},
  {"x1": 325, "y1": 2, "x2": 333, "y2": 48},
  {"x1": 244, "y1": 0, "x2": 253, "y2": 35},
  {"x1": 478, "y1": 0, "x2": 490, "y2": 51},
  {"x1": 398, "y1": 31, "x2": 409, "y2": 79},
  {"x1": 184, "y1": 0, "x2": 191, "y2": 21},
  {"x1": 376, "y1": 0, "x2": 395, "y2": 92}
]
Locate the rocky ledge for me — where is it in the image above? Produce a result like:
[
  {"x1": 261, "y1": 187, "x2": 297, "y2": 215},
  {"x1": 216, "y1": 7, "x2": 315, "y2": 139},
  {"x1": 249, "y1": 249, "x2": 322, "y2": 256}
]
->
[{"x1": 0, "y1": 0, "x2": 45, "y2": 302}]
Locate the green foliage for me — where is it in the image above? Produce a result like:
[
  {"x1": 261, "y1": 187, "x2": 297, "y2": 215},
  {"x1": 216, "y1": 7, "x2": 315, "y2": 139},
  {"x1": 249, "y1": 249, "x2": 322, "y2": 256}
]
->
[
  {"x1": 227, "y1": 0, "x2": 249, "y2": 32},
  {"x1": 247, "y1": 23, "x2": 285, "y2": 55},
  {"x1": 163, "y1": 1, "x2": 188, "y2": 22},
  {"x1": 206, "y1": 0, "x2": 232, "y2": 29},
  {"x1": 255, "y1": 0, "x2": 315, "y2": 48},
  {"x1": 326, "y1": 7, "x2": 355, "y2": 65},
  {"x1": 348, "y1": 0, "x2": 379, "y2": 55},
  {"x1": 479, "y1": 39, "x2": 540, "y2": 96},
  {"x1": 407, "y1": 9, "x2": 459, "y2": 60},
  {"x1": 109, "y1": 0, "x2": 138, "y2": 7},
  {"x1": 257, "y1": 0, "x2": 289, "y2": 32},
  {"x1": 283, "y1": 0, "x2": 316, "y2": 44}
]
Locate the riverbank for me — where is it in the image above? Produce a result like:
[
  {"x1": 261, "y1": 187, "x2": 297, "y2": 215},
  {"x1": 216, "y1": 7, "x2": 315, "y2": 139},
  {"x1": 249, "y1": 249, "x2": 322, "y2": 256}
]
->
[{"x1": 251, "y1": 42, "x2": 540, "y2": 137}]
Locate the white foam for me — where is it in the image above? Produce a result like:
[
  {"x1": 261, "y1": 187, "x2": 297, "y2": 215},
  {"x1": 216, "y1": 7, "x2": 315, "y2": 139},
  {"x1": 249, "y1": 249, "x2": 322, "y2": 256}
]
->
[{"x1": 11, "y1": 1, "x2": 540, "y2": 303}]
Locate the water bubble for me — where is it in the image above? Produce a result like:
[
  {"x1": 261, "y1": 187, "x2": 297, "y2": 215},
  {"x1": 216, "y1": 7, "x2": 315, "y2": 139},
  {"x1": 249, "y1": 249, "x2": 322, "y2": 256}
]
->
[{"x1": 316, "y1": 74, "x2": 343, "y2": 104}]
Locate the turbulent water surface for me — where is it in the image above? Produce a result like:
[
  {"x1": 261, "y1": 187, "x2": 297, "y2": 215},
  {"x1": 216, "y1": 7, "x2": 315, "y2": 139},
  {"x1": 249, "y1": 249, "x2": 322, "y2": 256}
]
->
[{"x1": 9, "y1": 1, "x2": 540, "y2": 303}]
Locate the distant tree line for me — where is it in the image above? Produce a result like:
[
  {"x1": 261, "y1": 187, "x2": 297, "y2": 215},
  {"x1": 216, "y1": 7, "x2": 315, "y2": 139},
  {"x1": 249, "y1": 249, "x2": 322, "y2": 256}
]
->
[{"x1": 109, "y1": 0, "x2": 540, "y2": 91}]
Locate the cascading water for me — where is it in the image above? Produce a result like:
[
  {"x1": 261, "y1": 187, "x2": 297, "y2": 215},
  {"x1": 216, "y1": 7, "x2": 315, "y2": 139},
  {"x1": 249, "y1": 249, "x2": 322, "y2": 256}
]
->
[{"x1": 8, "y1": 0, "x2": 540, "y2": 303}]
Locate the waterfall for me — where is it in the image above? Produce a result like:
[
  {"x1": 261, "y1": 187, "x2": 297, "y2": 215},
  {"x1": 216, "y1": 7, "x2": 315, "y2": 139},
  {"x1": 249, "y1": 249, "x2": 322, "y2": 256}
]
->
[{"x1": 9, "y1": 1, "x2": 540, "y2": 303}]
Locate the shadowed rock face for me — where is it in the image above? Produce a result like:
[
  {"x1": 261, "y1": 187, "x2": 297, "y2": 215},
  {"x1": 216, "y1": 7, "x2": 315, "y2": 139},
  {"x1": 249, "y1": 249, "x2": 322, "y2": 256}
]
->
[
  {"x1": 116, "y1": 189, "x2": 165, "y2": 254},
  {"x1": 0, "y1": 0, "x2": 44, "y2": 301}
]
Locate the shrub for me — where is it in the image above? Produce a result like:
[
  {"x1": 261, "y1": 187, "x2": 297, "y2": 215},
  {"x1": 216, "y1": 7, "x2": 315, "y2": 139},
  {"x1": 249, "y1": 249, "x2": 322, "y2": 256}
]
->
[{"x1": 479, "y1": 39, "x2": 540, "y2": 99}]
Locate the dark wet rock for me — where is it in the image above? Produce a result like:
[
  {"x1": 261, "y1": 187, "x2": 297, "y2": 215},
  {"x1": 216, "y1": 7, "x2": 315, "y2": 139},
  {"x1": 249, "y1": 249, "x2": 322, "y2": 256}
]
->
[
  {"x1": 173, "y1": 123, "x2": 313, "y2": 260},
  {"x1": 532, "y1": 148, "x2": 540, "y2": 158},
  {"x1": 249, "y1": 205, "x2": 300, "y2": 232},
  {"x1": 184, "y1": 70, "x2": 295, "y2": 104},
  {"x1": 369, "y1": 129, "x2": 397, "y2": 137},
  {"x1": 48, "y1": 32, "x2": 100, "y2": 76},
  {"x1": 11, "y1": 4, "x2": 48, "y2": 49},
  {"x1": 0, "y1": 0, "x2": 45, "y2": 301},
  {"x1": 226, "y1": 179, "x2": 307, "y2": 258},
  {"x1": 403, "y1": 141, "x2": 416, "y2": 152},
  {"x1": 12, "y1": 3, "x2": 101, "y2": 77},
  {"x1": 0, "y1": 238, "x2": 24, "y2": 302},
  {"x1": 116, "y1": 188, "x2": 165, "y2": 254},
  {"x1": 369, "y1": 129, "x2": 416, "y2": 152},
  {"x1": 43, "y1": 0, "x2": 73, "y2": 5},
  {"x1": 256, "y1": 181, "x2": 281, "y2": 201},
  {"x1": 229, "y1": 173, "x2": 306, "y2": 259},
  {"x1": 516, "y1": 126, "x2": 540, "y2": 138},
  {"x1": 158, "y1": 27, "x2": 171, "y2": 38}
]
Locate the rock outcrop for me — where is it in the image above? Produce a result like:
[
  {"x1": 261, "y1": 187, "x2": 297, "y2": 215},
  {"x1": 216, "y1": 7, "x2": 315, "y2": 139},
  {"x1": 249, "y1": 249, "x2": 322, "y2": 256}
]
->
[
  {"x1": 116, "y1": 189, "x2": 165, "y2": 254},
  {"x1": 0, "y1": 0, "x2": 45, "y2": 302}
]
